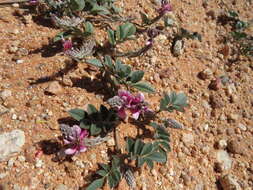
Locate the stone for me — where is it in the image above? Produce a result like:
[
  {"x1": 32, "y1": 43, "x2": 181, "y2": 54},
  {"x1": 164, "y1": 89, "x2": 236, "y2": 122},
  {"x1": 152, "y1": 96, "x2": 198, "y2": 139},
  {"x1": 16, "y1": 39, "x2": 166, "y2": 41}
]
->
[
  {"x1": 208, "y1": 78, "x2": 221, "y2": 91},
  {"x1": 227, "y1": 140, "x2": 246, "y2": 155},
  {"x1": 35, "y1": 159, "x2": 44, "y2": 168},
  {"x1": 219, "y1": 174, "x2": 241, "y2": 190},
  {"x1": 0, "y1": 130, "x2": 25, "y2": 162},
  {"x1": 181, "y1": 173, "x2": 191, "y2": 185},
  {"x1": 0, "y1": 105, "x2": 9, "y2": 115},
  {"x1": 195, "y1": 183, "x2": 204, "y2": 190},
  {"x1": 12, "y1": 114, "x2": 17, "y2": 120},
  {"x1": 199, "y1": 69, "x2": 213, "y2": 80},
  {"x1": 0, "y1": 172, "x2": 8, "y2": 179},
  {"x1": 55, "y1": 184, "x2": 68, "y2": 190},
  {"x1": 16, "y1": 60, "x2": 24, "y2": 64},
  {"x1": 45, "y1": 81, "x2": 63, "y2": 95},
  {"x1": 13, "y1": 184, "x2": 21, "y2": 190},
  {"x1": 237, "y1": 123, "x2": 247, "y2": 131},
  {"x1": 201, "y1": 146, "x2": 210, "y2": 154},
  {"x1": 8, "y1": 158, "x2": 15, "y2": 167},
  {"x1": 0, "y1": 90, "x2": 12, "y2": 100},
  {"x1": 216, "y1": 139, "x2": 227, "y2": 149},
  {"x1": 227, "y1": 114, "x2": 239, "y2": 122},
  {"x1": 202, "y1": 124, "x2": 209, "y2": 131},
  {"x1": 209, "y1": 95, "x2": 224, "y2": 109},
  {"x1": 106, "y1": 137, "x2": 115, "y2": 147},
  {"x1": 215, "y1": 150, "x2": 232, "y2": 172},
  {"x1": 181, "y1": 133, "x2": 194, "y2": 145},
  {"x1": 226, "y1": 84, "x2": 237, "y2": 96},
  {"x1": 172, "y1": 39, "x2": 184, "y2": 56}
]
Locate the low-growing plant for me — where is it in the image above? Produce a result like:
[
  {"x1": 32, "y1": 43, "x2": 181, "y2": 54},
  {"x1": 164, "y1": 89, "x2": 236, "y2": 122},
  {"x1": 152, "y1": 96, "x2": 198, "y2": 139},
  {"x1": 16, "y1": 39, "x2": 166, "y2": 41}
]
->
[
  {"x1": 22, "y1": 1, "x2": 193, "y2": 189},
  {"x1": 218, "y1": 10, "x2": 253, "y2": 58},
  {"x1": 61, "y1": 91, "x2": 188, "y2": 189}
]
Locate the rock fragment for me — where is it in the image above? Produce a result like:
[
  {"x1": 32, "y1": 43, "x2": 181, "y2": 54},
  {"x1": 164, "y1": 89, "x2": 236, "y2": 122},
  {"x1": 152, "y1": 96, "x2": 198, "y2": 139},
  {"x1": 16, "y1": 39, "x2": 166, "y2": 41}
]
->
[
  {"x1": 45, "y1": 81, "x2": 63, "y2": 95},
  {"x1": 219, "y1": 174, "x2": 241, "y2": 190},
  {"x1": 215, "y1": 150, "x2": 232, "y2": 172},
  {"x1": 0, "y1": 130, "x2": 25, "y2": 162}
]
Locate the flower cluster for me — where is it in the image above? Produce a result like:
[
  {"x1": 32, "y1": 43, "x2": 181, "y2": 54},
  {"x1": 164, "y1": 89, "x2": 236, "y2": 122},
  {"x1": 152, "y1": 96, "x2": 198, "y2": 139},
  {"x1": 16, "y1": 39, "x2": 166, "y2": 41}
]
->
[
  {"x1": 62, "y1": 39, "x2": 73, "y2": 52},
  {"x1": 63, "y1": 125, "x2": 89, "y2": 155},
  {"x1": 108, "y1": 90, "x2": 152, "y2": 120},
  {"x1": 158, "y1": 0, "x2": 172, "y2": 15}
]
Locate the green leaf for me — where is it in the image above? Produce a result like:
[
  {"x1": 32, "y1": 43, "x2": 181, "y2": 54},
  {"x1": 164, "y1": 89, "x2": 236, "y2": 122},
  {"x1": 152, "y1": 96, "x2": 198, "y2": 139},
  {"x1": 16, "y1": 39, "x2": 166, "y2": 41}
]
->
[
  {"x1": 91, "y1": 4, "x2": 110, "y2": 15},
  {"x1": 112, "y1": 156, "x2": 120, "y2": 168},
  {"x1": 85, "y1": 21, "x2": 94, "y2": 34},
  {"x1": 140, "y1": 143, "x2": 153, "y2": 156},
  {"x1": 131, "y1": 82, "x2": 155, "y2": 93},
  {"x1": 53, "y1": 31, "x2": 72, "y2": 42},
  {"x1": 115, "y1": 60, "x2": 131, "y2": 78},
  {"x1": 86, "y1": 178, "x2": 104, "y2": 190},
  {"x1": 68, "y1": 109, "x2": 85, "y2": 121},
  {"x1": 96, "y1": 170, "x2": 108, "y2": 177},
  {"x1": 134, "y1": 139, "x2": 144, "y2": 155},
  {"x1": 116, "y1": 23, "x2": 136, "y2": 41},
  {"x1": 80, "y1": 121, "x2": 90, "y2": 129},
  {"x1": 147, "y1": 152, "x2": 167, "y2": 163},
  {"x1": 163, "y1": 119, "x2": 183, "y2": 129},
  {"x1": 228, "y1": 10, "x2": 238, "y2": 18},
  {"x1": 130, "y1": 70, "x2": 144, "y2": 83},
  {"x1": 145, "y1": 158, "x2": 154, "y2": 169},
  {"x1": 104, "y1": 55, "x2": 113, "y2": 70},
  {"x1": 100, "y1": 164, "x2": 110, "y2": 172},
  {"x1": 149, "y1": 122, "x2": 160, "y2": 129},
  {"x1": 108, "y1": 170, "x2": 121, "y2": 188},
  {"x1": 87, "y1": 104, "x2": 98, "y2": 114},
  {"x1": 137, "y1": 157, "x2": 145, "y2": 167},
  {"x1": 119, "y1": 64, "x2": 131, "y2": 78},
  {"x1": 126, "y1": 138, "x2": 135, "y2": 153},
  {"x1": 70, "y1": 0, "x2": 85, "y2": 11},
  {"x1": 107, "y1": 29, "x2": 116, "y2": 46},
  {"x1": 86, "y1": 59, "x2": 103, "y2": 68},
  {"x1": 231, "y1": 31, "x2": 247, "y2": 40},
  {"x1": 160, "y1": 92, "x2": 188, "y2": 112},
  {"x1": 159, "y1": 141, "x2": 171, "y2": 151},
  {"x1": 90, "y1": 124, "x2": 101, "y2": 135}
]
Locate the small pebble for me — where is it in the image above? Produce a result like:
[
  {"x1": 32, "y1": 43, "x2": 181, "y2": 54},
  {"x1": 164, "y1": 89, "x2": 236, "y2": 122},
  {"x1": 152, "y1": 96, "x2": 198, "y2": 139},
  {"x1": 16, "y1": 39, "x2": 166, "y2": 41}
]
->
[
  {"x1": 35, "y1": 159, "x2": 44, "y2": 168},
  {"x1": 55, "y1": 184, "x2": 68, "y2": 190}
]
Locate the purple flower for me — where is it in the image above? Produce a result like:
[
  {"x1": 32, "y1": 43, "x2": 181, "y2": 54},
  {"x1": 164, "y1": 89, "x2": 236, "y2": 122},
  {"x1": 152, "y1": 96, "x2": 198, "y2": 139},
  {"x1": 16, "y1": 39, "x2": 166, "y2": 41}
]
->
[
  {"x1": 29, "y1": 0, "x2": 38, "y2": 5},
  {"x1": 108, "y1": 90, "x2": 152, "y2": 120},
  {"x1": 158, "y1": 0, "x2": 172, "y2": 15},
  {"x1": 62, "y1": 39, "x2": 73, "y2": 52},
  {"x1": 63, "y1": 125, "x2": 88, "y2": 155}
]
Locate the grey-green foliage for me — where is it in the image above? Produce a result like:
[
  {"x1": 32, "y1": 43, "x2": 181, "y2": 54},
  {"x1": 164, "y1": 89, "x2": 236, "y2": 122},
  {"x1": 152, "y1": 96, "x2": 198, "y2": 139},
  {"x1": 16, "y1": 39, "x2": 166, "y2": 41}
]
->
[
  {"x1": 86, "y1": 156, "x2": 121, "y2": 190},
  {"x1": 53, "y1": 20, "x2": 94, "y2": 42},
  {"x1": 86, "y1": 56, "x2": 155, "y2": 93},
  {"x1": 68, "y1": 104, "x2": 118, "y2": 136},
  {"x1": 107, "y1": 22, "x2": 136, "y2": 46},
  {"x1": 160, "y1": 91, "x2": 188, "y2": 112},
  {"x1": 150, "y1": 122, "x2": 171, "y2": 152},
  {"x1": 126, "y1": 138, "x2": 167, "y2": 169},
  {"x1": 41, "y1": 0, "x2": 120, "y2": 19},
  {"x1": 226, "y1": 10, "x2": 252, "y2": 56}
]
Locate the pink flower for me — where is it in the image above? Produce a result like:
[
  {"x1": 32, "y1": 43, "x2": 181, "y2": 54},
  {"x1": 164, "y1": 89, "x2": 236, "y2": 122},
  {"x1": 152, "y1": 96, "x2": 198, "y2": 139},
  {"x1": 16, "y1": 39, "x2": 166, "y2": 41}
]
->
[
  {"x1": 158, "y1": 0, "x2": 172, "y2": 15},
  {"x1": 63, "y1": 125, "x2": 88, "y2": 155},
  {"x1": 108, "y1": 90, "x2": 152, "y2": 120},
  {"x1": 29, "y1": 0, "x2": 38, "y2": 5},
  {"x1": 62, "y1": 39, "x2": 73, "y2": 52}
]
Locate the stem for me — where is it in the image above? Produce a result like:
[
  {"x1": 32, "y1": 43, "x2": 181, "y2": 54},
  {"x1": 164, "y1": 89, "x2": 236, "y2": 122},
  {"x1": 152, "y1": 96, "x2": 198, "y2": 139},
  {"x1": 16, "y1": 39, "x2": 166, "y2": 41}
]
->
[
  {"x1": 114, "y1": 43, "x2": 152, "y2": 58},
  {"x1": 114, "y1": 127, "x2": 121, "y2": 153}
]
